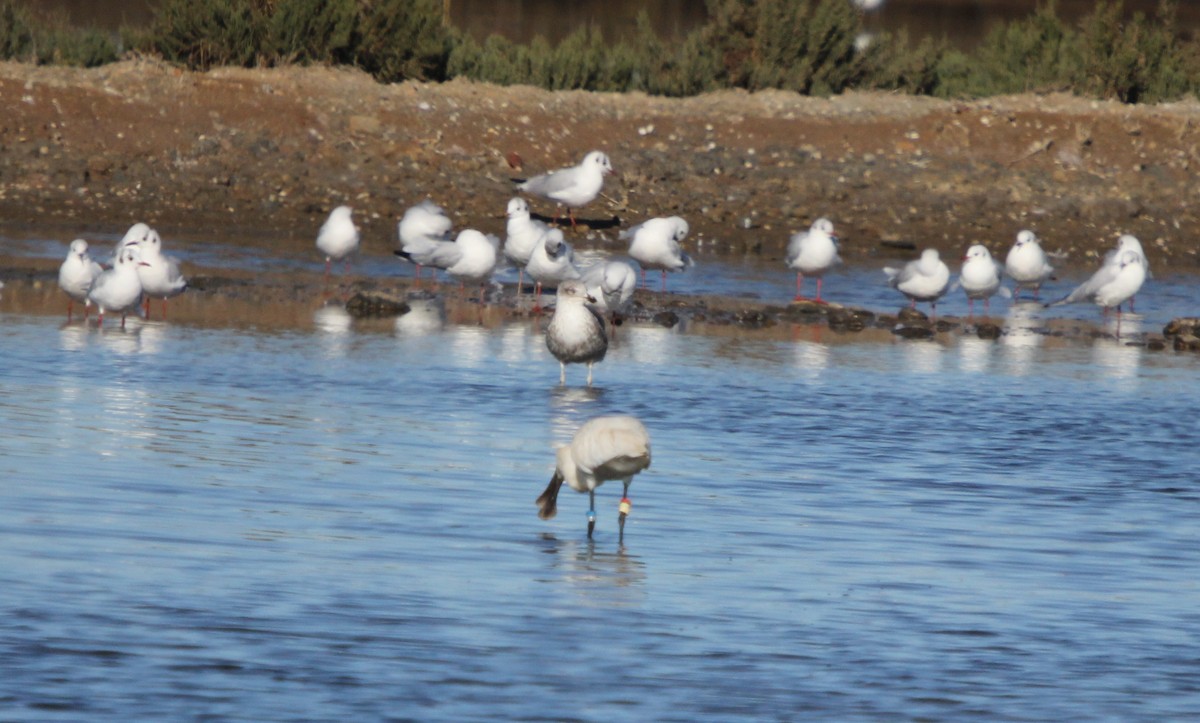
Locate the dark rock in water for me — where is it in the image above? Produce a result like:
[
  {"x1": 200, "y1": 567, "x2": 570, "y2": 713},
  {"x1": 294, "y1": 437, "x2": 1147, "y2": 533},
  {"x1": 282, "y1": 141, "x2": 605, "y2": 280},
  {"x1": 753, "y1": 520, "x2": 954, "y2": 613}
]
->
[
  {"x1": 976, "y1": 322, "x2": 1002, "y2": 339},
  {"x1": 652, "y1": 311, "x2": 680, "y2": 328},
  {"x1": 827, "y1": 308, "x2": 869, "y2": 332},
  {"x1": 934, "y1": 319, "x2": 955, "y2": 333},
  {"x1": 897, "y1": 307, "x2": 928, "y2": 324},
  {"x1": 735, "y1": 309, "x2": 772, "y2": 329},
  {"x1": 1163, "y1": 317, "x2": 1200, "y2": 338},
  {"x1": 893, "y1": 324, "x2": 935, "y2": 339},
  {"x1": 1173, "y1": 335, "x2": 1200, "y2": 352},
  {"x1": 782, "y1": 300, "x2": 829, "y2": 321},
  {"x1": 345, "y1": 291, "x2": 410, "y2": 318},
  {"x1": 1146, "y1": 337, "x2": 1166, "y2": 351}
]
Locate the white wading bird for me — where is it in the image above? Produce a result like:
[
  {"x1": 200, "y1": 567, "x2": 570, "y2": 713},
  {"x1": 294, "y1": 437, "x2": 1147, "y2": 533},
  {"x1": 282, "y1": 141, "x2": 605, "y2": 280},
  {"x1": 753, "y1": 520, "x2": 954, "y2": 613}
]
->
[
  {"x1": 316, "y1": 205, "x2": 360, "y2": 280},
  {"x1": 884, "y1": 248, "x2": 951, "y2": 320},
  {"x1": 58, "y1": 239, "x2": 103, "y2": 321},
  {"x1": 537, "y1": 415, "x2": 652, "y2": 540},
  {"x1": 516, "y1": 150, "x2": 614, "y2": 228},
  {"x1": 785, "y1": 217, "x2": 841, "y2": 303},
  {"x1": 545, "y1": 279, "x2": 607, "y2": 386}
]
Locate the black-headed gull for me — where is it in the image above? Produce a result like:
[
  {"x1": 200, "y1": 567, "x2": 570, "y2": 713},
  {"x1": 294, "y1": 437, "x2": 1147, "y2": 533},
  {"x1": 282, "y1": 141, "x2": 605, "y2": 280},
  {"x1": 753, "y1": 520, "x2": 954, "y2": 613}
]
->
[
  {"x1": 526, "y1": 227, "x2": 581, "y2": 308},
  {"x1": 623, "y1": 215, "x2": 693, "y2": 292},
  {"x1": 136, "y1": 229, "x2": 188, "y2": 320},
  {"x1": 58, "y1": 239, "x2": 103, "y2": 321},
  {"x1": 503, "y1": 197, "x2": 550, "y2": 292},
  {"x1": 582, "y1": 259, "x2": 637, "y2": 322},
  {"x1": 517, "y1": 150, "x2": 613, "y2": 227},
  {"x1": 536, "y1": 414, "x2": 651, "y2": 540},
  {"x1": 444, "y1": 229, "x2": 500, "y2": 300},
  {"x1": 1005, "y1": 230, "x2": 1055, "y2": 300},
  {"x1": 884, "y1": 248, "x2": 951, "y2": 318},
  {"x1": 545, "y1": 279, "x2": 607, "y2": 387},
  {"x1": 786, "y1": 217, "x2": 841, "y2": 302},
  {"x1": 1106, "y1": 234, "x2": 1151, "y2": 311},
  {"x1": 316, "y1": 205, "x2": 360, "y2": 279},
  {"x1": 1047, "y1": 249, "x2": 1146, "y2": 337},
  {"x1": 396, "y1": 200, "x2": 454, "y2": 281},
  {"x1": 88, "y1": 243, "x2": 148, "y2": 328},
  {"x1": 1047, "y1": 249, "x2": 1146, "y2": 311},
  {"x1": 951, "y1": 244, "x2": 1010, "y2": 316},
  {"x1": 113, "y1": 222, "x2": 152, "y2": 261}
]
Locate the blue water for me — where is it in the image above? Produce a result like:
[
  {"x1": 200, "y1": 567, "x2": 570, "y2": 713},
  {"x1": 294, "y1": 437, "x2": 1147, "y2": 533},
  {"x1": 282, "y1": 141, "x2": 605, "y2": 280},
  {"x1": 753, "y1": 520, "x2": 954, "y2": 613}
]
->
[{"x1": 2, "y1": 293, "x2": 1199, "y2": 719}]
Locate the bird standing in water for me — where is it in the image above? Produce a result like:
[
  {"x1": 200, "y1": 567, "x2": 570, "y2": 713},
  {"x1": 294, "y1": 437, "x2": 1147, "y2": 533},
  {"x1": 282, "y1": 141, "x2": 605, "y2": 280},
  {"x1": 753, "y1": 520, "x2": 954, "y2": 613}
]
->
[
  {"x1": 545, "y1": 280, "x2": 607, "y2": 386},
  {"x1": 537, "y1": 415, "x2": 652, "y2": 540},
  {"x1": 316, "y1": 205, "x2": 360, "y2": 281}
]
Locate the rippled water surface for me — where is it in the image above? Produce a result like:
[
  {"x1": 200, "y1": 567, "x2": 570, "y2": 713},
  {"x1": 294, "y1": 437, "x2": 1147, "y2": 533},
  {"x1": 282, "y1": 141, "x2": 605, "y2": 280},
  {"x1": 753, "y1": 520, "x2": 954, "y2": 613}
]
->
[{"x1": 2, "y1": 280, "x2": 1199, "y2": 719}]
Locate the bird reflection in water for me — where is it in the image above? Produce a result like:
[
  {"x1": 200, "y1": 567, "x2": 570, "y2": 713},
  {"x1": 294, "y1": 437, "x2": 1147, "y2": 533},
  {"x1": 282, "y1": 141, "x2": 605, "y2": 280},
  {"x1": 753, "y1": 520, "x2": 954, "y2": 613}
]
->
[{"x1": 536, "y1": 533, "x2": 647, "y2": 606}]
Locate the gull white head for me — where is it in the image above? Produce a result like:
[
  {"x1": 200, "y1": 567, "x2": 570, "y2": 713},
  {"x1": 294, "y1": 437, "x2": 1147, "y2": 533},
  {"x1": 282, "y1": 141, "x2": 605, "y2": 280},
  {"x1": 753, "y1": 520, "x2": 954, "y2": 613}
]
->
[
  {"x1": 963, "y1": 244, "x2": 992, "y2": 261},
  {"x1": 507, "y1": 197, "x2": 530, "y2": 218},
  {"x1": 584, "y1": 150, "x2": 614, "y2": 176}
]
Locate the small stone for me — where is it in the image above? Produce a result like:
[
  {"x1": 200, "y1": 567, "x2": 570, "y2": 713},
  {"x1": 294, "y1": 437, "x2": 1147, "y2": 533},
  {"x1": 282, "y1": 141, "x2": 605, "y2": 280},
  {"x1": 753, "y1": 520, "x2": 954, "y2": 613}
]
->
[
  {"x1": 976, "y1": 322, "x2": 1001, "y2": 339},
  {"x1": 345, "y1": 291, "x2": 410, "y2": 318},
  {"x1": 652, "y1": 311, "x2": 679, "y2": 328}
]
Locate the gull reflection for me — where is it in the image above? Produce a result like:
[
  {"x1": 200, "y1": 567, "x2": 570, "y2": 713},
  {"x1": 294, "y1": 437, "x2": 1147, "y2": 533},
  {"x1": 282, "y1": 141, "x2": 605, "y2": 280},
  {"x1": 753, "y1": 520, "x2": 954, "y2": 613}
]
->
[
  {"x1": 496, "y1": 320, "x2": 539, "y2": 363},
  {"x1": 537, "y1": 534, "x2": 647, "y2": 607},
  {"x1": 624, "y1": 324, "x2": 683, "y2": 366},
  {"x1": 792, "y1": 340, "x2": 830, "y2": 383},
  {"x1": 957, "y1": 335, "x2": 992, "y2": 374},
  {"x1": 1000, "y1": 302, "x2": 1043, "y2": 376},
  {"x1": 313, "y1": 304, "x2": 352, "y2": 358},
  {"x1": 98, "y1": 318, "x2": 150, "y2": 355},
  {"x1": 445, "y1": 325, "x2": 490, "y2": 369},
  {"x1": 394, "y1": 295, "x2": 445, "y2": 337},
  {"x1": 58, "y1": 323, "x2": 89, "y2": 352},
  {"x1": 899, "y1": 338, "x2": 945, "y2": 374},
  {"x1": 1092, "y1": 317, "x2": 1141, "y2": 390},
  {"x1": 547, "y1": 385, "x2": 603, "y2": 445}
]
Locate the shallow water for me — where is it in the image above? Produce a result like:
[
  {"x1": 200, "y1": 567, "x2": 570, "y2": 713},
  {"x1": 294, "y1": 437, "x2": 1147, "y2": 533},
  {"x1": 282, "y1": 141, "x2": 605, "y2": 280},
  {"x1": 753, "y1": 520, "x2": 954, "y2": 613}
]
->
[{"x1": 2, "y1": 259, "x2": 1200, "y2": 719}]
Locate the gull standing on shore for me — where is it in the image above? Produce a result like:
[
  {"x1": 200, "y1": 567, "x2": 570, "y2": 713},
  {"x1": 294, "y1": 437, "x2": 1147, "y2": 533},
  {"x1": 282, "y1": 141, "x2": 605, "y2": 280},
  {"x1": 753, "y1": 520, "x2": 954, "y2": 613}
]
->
[
  {"x1": 582, "y1": 259, "x2": 637, "y2": 322},
  {"x1": 624, "y1": 216, "x2": 693, "y2": 292},
  {"x1": 58, "y1": 239, "x2": 103, "y2": 321},
  {"x1": 545, "y1": 279, "x2": 607, "y2": 386},
  {"x1": 785, "y1": 217, "x2": 841, "y2": 302},
  {"x1": 1046, "y1": 249, "x2": 1146, "y2": 336},
  {"x1": 1005, "y1": 230, "x2": 1055, "y2": 300},
  {"x1": 444, "y1": 229, "x2": 499, "y2": 301},
  {"x1": 316, "y1": 205, "x2": 359, "y2": 280},
  {"x1": 136, "y1": 229, "x2": 188, "y2": 320},
  {"x1": 884, "y1": 248, "x2": 951, "y2": 319},
  {"x1": 1107, "y1": 234, "x2": 1151, "y2": 311},
  {"x1": 516, "y1": 150, "x2": 613, "y2": 228},
  {"x1": 396, "y1": 200, "x2": 455, "y2": 282},
  {"x1": 526, "y1": 227, "x2": 581, "y2": 308},
  {"x1": 88, "y1": 243, "x2": 149, "y2": 328},
  {"x1": 503, "y1": 197, "x2": 549, "y2": 292},
  {"x1": 536, "y1": 415, "x2": 652, "y2": 540},
  {"x1": 951, "y1": 244, "x2": 1010, "y2": 316},
  {"x1": 113, "y1": 222, "x2": 152, "y2": 261}
]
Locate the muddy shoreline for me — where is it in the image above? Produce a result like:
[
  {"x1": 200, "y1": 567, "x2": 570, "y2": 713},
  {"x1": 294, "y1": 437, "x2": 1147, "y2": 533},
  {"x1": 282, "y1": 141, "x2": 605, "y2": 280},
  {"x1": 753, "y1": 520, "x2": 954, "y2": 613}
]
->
[
  {"x1": 4, "y1": 59, "x2": 1200, "y2": 266},
  {"x1": 1, "y1": 59, "x2": 1198, "y2": 347}
]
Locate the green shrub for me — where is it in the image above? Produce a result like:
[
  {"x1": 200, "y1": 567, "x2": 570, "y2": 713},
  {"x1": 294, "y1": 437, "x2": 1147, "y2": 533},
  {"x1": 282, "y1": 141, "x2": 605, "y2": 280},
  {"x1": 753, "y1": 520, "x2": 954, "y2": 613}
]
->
[
  {"x1": 144, "y1": 0, "x2": 267, "y2": 69},
  {"x1": 356, "y1": 0, "x2": 451, "y2": 82},
  {"x1": 0, "y1": 0, "x2": 37, "y2": 60},
  {"x1": 0, "y1": 0, "x2": 117, "y2": 66},
  {"x1": 1075, "y1": 0, "x2": 1196, "y2": 103},
  {"x1": 969, "y1": 1, "x2": 1077, "y2": 95},
  {"x1": 265, "y1": 0, "x2": 357, "y2": 66}
]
